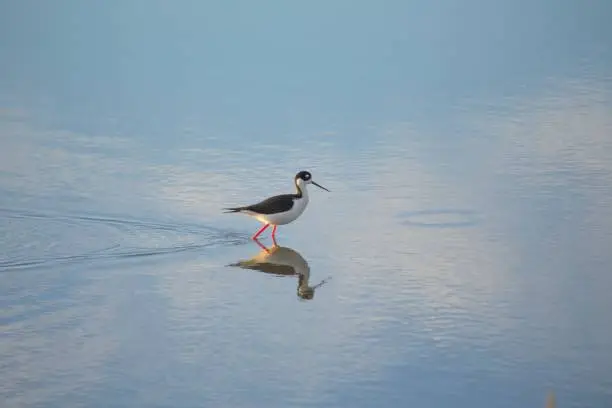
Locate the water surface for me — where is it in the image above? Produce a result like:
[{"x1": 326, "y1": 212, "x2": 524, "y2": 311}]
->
[{"x1": 2, "y1": 2, "x2": 612, "y2": 407}]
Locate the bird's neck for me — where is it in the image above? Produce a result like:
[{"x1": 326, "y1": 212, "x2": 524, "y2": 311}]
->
[
  {"x1": 298, "y1": 273, "x2": 309, "y2": 289},
  {"x1": 295, "y1": 182, "x2": 309, "y2": 199}
]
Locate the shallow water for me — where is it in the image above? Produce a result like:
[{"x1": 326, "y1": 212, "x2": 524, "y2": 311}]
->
[{"x1": 2, "y1": 2, "x2": 612, "y2": 407}]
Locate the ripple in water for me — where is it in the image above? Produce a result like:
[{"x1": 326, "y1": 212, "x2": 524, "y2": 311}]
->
[
  {"x1": 0, "y1": 208, "x2": 248, "y2": 272},
  {"x1": 397, "y1": 209, "x2": 482, "y2": 228}
]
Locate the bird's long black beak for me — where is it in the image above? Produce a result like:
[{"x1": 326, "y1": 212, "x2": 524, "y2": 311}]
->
[{"x1": 312, "y1": 181, "x2": 330, "y2": 192}]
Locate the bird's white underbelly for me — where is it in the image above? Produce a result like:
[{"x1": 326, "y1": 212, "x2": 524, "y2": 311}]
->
[{"x1": 250, "y1": 197, "x2": 308, "y2": 225}]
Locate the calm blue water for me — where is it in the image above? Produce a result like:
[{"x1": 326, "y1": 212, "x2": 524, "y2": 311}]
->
[{"x1": 2, "y1": 2, "x2": 612, "y2": 407}]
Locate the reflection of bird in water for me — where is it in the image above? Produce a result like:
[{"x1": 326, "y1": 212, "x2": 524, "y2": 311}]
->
[{"x1": 227, "y1": 239, "x2": 330, "y2": 300}]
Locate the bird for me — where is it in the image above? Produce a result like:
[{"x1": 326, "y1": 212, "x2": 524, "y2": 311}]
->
[{"x1": 224, "y1": 170, "x2": 330, "y2": 240}]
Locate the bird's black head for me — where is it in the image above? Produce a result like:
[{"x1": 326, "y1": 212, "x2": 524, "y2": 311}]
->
[
  {"x1": 295, "y1": 171, "x2": 312, "y2": 182},
  {"x1": 294, "y1": 170, "x2": 330, "y2": 192}
]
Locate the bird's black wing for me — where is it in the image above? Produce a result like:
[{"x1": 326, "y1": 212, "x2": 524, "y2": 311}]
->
[
  {"x1": 243, "y1": 194, "x2": 296, "y2": 214},
  {"x1": 228, "y1": 262, "x2": 297, "y2": 276}
]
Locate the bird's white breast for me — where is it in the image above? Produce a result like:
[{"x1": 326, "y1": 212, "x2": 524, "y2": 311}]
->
[{"x1": 255, "y1": 196, "x2": 309, "y2": 225}]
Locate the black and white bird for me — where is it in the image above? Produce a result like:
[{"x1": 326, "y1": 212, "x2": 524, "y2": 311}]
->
[{"x1": 224, "y1": 170, "x2": 330, "y2": 240}]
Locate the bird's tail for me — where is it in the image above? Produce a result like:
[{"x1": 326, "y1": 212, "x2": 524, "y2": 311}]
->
[{"x1": 223, "y1": 207, "x2": 245, "y2": 213}]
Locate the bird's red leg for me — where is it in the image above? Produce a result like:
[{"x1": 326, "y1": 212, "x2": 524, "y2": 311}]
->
[
  {"x1": 252, "y1": 223, "x2": 270, "y2": 240},
  {"x1": 253, "y1": 238, "x2": 271, "y2": 253},
  {"x1": 271, "y1": 225, "x2": 278, "y2": 241}
]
